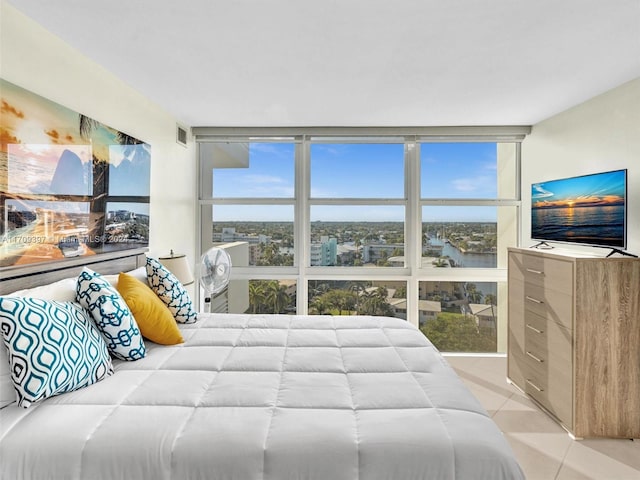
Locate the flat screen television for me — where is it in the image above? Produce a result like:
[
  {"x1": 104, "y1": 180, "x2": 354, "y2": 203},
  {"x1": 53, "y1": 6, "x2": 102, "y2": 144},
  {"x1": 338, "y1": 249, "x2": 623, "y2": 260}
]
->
[{"x1": 531, "y1": 169, "x2": 627, "y2": 250}]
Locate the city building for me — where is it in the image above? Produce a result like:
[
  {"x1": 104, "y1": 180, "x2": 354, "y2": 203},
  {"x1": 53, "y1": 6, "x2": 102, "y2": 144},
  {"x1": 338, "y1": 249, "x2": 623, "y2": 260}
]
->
[{"x1": 310, "y1": 236, "x2": 337, "y2": 266}]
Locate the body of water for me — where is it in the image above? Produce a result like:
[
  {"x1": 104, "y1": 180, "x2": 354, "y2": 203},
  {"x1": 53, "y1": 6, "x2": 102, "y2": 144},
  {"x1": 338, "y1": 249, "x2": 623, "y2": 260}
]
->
[
  {"x1": 532, "y1": 205, "x2": 624, "y2": 247},
  {"x1": 428, "y1": 237, "x2": 496, "y2": 268}
]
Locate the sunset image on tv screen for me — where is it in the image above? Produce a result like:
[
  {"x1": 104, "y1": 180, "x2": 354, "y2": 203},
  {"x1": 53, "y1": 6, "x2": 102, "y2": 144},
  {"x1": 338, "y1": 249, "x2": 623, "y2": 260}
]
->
[{"x1": 531, "y1": 169, "x2": 626, "y2": 248}]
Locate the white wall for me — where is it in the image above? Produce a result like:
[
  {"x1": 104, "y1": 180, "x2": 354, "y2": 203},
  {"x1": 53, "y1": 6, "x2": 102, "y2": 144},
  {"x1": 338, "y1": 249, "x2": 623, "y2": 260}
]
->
[
  {"x1": 521, "y1": 78, "x2": 640, "y2": 256},
  {"x1": 1, "y1": 4, "x2": 197, "y2": 271}
]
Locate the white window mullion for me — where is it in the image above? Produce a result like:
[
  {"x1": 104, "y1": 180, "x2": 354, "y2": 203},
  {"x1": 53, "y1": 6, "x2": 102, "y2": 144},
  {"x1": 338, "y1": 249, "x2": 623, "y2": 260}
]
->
[
  {"x1": 297, "y1": 137, "x2": 310, "y2": 314},
  {"x1": 406, "y1": 140, "x2": 420, "y2": 327}
]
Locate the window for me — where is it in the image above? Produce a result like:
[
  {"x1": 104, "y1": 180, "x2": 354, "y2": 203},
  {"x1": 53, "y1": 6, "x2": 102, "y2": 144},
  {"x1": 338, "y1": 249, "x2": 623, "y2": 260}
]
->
[
  {"x1": 418, "y1": 281, "x2": 500, "y2": 352},
  {"x1": 310, "y1": 143, "x2": 404, "y2": 198},
  {"x1": 212, "y1": 205, "x2": 294, "y2": 267},
  {"x1": 421, "y1": 143, "x2": 500, "y2": 199},
  {"x1": 310, "y1": 206, "x2": 405, "y2": 267},
  {"x1": 308, "y1": 280, "x2": 405, "y2": 318},
  {"x1": 211, "y1": 143, "x2": 295, "y2": 198},
  {"x1": 197, "y1": 128, "x2": 525, "y2": 352},
  {"x1": 247, "y1": 279, "x2": 297, "y2": 314}
]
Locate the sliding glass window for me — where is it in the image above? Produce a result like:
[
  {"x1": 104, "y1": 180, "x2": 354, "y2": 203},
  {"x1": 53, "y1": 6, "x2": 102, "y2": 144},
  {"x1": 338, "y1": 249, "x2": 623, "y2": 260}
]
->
[{"x1": 197, "y1": 129, "x2": 525, "y2": 353}]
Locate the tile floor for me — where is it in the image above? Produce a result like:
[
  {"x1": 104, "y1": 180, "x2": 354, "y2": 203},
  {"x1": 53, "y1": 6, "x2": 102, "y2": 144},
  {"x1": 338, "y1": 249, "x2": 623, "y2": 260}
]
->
[{"x1": 445, "y1": 355, "x2": 640, "y2": 480}]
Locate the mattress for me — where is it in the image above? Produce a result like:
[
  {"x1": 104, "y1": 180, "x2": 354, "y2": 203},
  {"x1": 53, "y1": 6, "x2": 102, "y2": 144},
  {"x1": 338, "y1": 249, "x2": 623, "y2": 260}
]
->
[{"x1": 0, "y1": 313, "x2": 524, "y2": 480}]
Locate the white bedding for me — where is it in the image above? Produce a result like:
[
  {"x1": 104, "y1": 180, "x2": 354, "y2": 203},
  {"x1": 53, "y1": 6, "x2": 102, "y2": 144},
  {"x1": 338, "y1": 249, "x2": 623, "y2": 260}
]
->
[{"x1": 0, "y1": 313, "x2": 524, "y2": 480}]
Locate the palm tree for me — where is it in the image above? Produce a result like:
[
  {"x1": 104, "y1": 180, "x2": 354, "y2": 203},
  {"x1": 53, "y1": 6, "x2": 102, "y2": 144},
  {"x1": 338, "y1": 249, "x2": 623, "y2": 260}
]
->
[
  {"x1": 310, "y1": 297, "x2": 330, "y2": 315},
  {"x1": 264, "y1": 281, "x2": 290, "y2": 313},
  {"x1": 360, "y1": 287, "x2": 394, "y2": 316},
  {"x1": 248, "y1": 281, "x2": 266, "y2": 314},
  {"x1": 485, "y1": 294, "x2": 497, "y2": 306},
  {"x1": 466, "y1": 283, "x2": 484, "y2": 304},
  {"x1": 348, "y1": 282, "x2": 368, "y2": 313},
  {"x1": 78, "y1": 114, "x2": 150, "y2": 248}
]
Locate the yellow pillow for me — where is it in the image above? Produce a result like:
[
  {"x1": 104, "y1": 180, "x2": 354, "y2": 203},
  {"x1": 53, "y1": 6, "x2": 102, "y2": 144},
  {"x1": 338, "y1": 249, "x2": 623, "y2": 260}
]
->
[{"x1": 116, "y1": 272, "x2": 184, "y2": 345}]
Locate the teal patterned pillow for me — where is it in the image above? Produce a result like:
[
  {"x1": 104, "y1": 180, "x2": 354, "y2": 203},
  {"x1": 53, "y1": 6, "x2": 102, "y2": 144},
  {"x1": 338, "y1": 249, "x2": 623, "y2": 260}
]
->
[
  {"x1": 0, "y1": 298, "x2": 113, "y2": 408},
  {"x1": 146, "y1": 257, "x2": 197, "y2": 323},
  {"x1": 76, "y1": 268, "x2": 146, "y2": 361}
]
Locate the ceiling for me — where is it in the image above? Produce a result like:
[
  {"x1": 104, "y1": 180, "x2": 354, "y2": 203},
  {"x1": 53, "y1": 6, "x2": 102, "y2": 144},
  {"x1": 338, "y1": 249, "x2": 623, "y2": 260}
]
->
[{"x1": 7, "y1": 0, "x2": 640, "y2": 127}]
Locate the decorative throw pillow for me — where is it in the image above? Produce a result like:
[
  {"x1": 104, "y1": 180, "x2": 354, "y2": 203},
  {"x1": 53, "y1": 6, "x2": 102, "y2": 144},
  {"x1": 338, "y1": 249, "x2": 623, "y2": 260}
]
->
[
  {"x1": 0, "y1": 298, "x2": 113, "y2": 408},
  {"x1": 146, "y1": 257, "x2": 197, "y2": 324},
  {"x1": 76, "y1": 268, "x2": 146, "y2": 361},
  {"x1": 116, "y1": 273, "x2": 184, "y2": 345}
]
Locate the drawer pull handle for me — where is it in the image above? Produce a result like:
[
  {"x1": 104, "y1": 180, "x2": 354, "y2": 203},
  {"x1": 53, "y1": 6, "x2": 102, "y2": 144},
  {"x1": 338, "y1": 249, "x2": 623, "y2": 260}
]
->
[
  {"x1": 526, "y1": 296, "x2": 543, "y2": 304},
  {"x1": 526, "y1": 351, "x2": 544, "y2": 363},
  {"x1": 526, "y1": 268, "x2": 544, "y2": 275},
  {"x1": 526, "y1": 379, "x2": 544, "y2": 392},
  {"x1": 526, "y1": 324, "x2": 544, "y2": 334}
]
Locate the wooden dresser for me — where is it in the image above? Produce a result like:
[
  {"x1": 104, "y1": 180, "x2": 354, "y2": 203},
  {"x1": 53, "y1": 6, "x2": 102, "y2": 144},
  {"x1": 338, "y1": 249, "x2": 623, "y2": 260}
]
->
[{"x1": 507, "y1": 247, "x2": 640, "y2": 438}]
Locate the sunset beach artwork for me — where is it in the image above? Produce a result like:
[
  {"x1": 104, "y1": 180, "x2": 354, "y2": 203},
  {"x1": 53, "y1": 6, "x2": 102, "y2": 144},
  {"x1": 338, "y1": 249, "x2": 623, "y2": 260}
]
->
[
  {"x1": 531, "y1": 169, "x2": 626, "y2": 247},
  {"x1": 0, "y1": 79, "x2": 150, "y2": 268}
]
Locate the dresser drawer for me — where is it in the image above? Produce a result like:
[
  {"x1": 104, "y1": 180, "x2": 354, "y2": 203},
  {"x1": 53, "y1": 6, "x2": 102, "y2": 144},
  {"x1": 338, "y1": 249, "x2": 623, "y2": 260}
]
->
[
  {"x1": 524, "y1": 312, "x2": 572, "y2": 366},
  {"x1": 523, "y1": 282, "x2": 573, "y2": 330},
  {"x1": 523, "y1": 360, "x2": 573, "y2": 427},
  {"x1": 520, "y1": 254, "x2": 574, "y2": 295}
]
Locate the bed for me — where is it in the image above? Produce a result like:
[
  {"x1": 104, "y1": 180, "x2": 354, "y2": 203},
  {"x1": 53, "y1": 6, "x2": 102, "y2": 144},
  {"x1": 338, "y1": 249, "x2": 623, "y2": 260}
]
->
[{"x1": 0, "y1": 253, "x2": 524, "y2": 480}]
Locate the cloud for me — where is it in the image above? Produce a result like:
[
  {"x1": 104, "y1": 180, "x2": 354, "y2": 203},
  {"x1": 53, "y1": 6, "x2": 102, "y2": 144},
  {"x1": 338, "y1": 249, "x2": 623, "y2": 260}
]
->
[
  {"x1": 1, "y1": 100, "x2": 24, "y2": 119},
  {"x1": 532, "y1": 184, "x2": 554, "y2": 199},
  {"x1": 222, "y1": 173, "x2": 294, "y2": 196},
  {"x1": 251, "y1": 143, "x2": 293, "y2": 160},
  {"x1": 484, "y1": 162, "x2": 497, "y2": 171},
  {"x1": 46, "y1": 129, "x2": 60, "y2": 142},
  {"x1": 452, "y1": 175, "x2": 494, "y2": 193},
  {"x1": 0, "y1": 128, "x2": 19, "y2": 144}
]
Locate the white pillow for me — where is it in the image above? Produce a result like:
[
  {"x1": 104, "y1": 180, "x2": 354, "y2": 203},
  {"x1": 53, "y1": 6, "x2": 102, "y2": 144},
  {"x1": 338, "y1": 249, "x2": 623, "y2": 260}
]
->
[
  {"x1": 6, "y1": 277, "x2": 77, "y2": 302},
  {"x1": 0, "y1": 342, "x2": 13, "y2": 408},
  {"x1": 5, "y1": 267, "x2": 147, "y2": 300},
  {"x1": 127, "y1": 266, "x2": 149, "y2": 285},
  {"x1": 103, "y1": 267, "x2": 147, "y2": 288}
]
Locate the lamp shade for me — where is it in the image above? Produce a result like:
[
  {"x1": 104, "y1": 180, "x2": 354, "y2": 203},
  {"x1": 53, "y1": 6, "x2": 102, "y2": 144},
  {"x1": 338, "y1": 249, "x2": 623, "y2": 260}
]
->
[{"x1": 158, "y1": 251, "x2": 194, "y2": 286}]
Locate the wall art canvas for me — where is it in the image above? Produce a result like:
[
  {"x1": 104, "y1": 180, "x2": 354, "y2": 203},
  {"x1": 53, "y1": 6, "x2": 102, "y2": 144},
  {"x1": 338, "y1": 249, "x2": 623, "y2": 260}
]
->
[{"x1": 0, "y1": 79, "x2": 150, "y2": 268}]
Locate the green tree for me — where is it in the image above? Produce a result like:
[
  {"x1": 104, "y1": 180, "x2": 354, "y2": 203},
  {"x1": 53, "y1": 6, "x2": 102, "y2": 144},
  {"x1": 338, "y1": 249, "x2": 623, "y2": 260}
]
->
[
  {"x1": 485, "y1": 293, "x2": 497, "y2": 306},
  {"x1": 310, "y1": 297, "x2": 330, "y2": 315},
  {"x1": 432, "y1": 258, "x2": 448, "y2": 267},
  {"x1": 466, "y1": 283, "x2": 483, "y2": 304},
  {"x1": 393, "y1": 286, "x2": 407, "y2": 298},
  {"x1": 360, "y1": 287, "x2": 394, "y2": 316},
  {"x1": 248, "y1": 281, "x2": 266, "y2": 314},
  {"x1": 420, "y1": 312, "x2": 496, "y2": 352},
  {"x1": 322, "y1": 290, "x2": 356, "y2": 315},
  {"x1": 264, "y1": 281, "x2": 290, "y2": 313}
]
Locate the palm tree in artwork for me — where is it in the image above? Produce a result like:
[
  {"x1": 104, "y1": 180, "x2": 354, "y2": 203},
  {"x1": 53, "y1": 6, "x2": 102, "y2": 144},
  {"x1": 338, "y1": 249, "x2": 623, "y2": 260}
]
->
[{"x1": 78, "y1": 114, "x2": 150, "y2": 248}]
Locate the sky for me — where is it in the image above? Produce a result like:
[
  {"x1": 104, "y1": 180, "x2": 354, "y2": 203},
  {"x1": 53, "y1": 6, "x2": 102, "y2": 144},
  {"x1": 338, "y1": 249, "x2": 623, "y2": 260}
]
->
[
  {"x1": 211, "y1": 142, "x2": 500, "y2": 222},
  {"x1": 532, "y1": 169, "x2": 626, "y2": 209}
]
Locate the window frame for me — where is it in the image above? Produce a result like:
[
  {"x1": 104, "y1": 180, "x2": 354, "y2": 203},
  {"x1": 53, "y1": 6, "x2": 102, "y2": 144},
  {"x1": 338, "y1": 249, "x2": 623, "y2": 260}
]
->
[{"x1": 195, "y1": 127, "x2": 527, "y2": 352}]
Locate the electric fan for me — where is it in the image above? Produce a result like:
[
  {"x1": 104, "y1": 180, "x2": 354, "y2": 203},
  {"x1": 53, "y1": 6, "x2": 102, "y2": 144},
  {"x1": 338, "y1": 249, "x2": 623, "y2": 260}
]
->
[{"x1": 199, "y1": 247, "x2": 232, "y2": 312}]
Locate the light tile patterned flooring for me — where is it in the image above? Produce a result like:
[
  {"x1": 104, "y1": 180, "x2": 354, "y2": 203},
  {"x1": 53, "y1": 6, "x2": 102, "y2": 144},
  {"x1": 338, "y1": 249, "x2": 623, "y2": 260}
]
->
[{"x1": 445, "y1": 356, "x2": 640, "y2": 480}]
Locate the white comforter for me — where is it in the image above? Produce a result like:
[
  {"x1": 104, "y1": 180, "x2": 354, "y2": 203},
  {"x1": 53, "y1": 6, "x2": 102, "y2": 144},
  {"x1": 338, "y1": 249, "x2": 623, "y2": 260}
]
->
[{"x1": 0, "y1": 314, "x2": 524, "y2": 480}]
